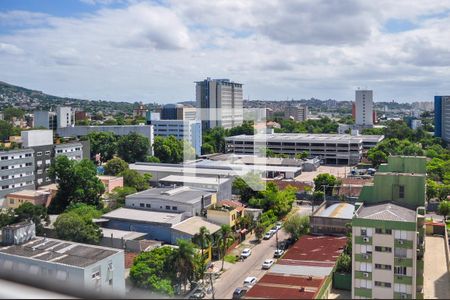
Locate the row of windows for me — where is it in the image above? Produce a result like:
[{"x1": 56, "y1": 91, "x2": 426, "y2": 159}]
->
[
  {"x1": 1, "y1": 162, "x2": 33, "y2": 170},
  {"x1": 1, "y1": 153, "x2": 33, "y2": 160},
  {"x1": 375, "y1": 281, "x2": 391, "y2": 288},
  {"x1": 1, "y1": 172, "x2": 33, "y2": 180},
  {"x1": 36, "y1": 151, "x2": 51, "y2": 157},
  {"x1": 138, "y1": 203, "x2": 178, "y2": 211},
  {"x1": 1, "y1": 181, "x2": 34, "y2": 190}
]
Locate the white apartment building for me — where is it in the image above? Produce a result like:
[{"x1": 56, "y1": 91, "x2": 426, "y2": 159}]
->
[
  {"x1": 0, "y1": 149, "x2": 35, "y2": 199},
  {"x1": 355, "y1": 90, "x2": 374, "y2": 126},
  {"x1": 196, "y1": 78, "x2": 243, "y2": 130},
  {"x1": 151, "y1": 119, "x2": 202, "y2": 155}
]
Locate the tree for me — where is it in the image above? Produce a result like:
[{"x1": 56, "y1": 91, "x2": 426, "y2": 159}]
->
[
  {"x1": 14, "y1": 203, "x2": 50, "y2": 234},
  {"x1": 130, "y1": 246, "x2": 176, "y2": 296},
  {"x1": 121, "y1": 169, "x2": 150, "y2": 191},
  {"x1": 218, "y1": 225, "x2": 234, "y2": 271},
  {"x1": 0, "y1": 120, "x2": 19, "y2": 141},
  {"x1": 255, "y1": 223, "x2": 264, "y2": 242},
  {"x1": 0, "y1": 208, "x2": 15, "y2": 228},
  {"x1": 117, "y1": 132, "x2": 150, "y2": 163},
  {"x1": 232, "y1": 173, "x2": 264, "y2": 202},
  {"x1": 65, "y1": 203, "x2": 103, "y2": 223},
  {"x1": 3, "y1": 107, "x2": 24, "y2": 122},
  {"x1": 104, "y1": 157, "x2": 129, "y2": 176},
  {"x1": 49, "y1": 156, "x2": 105, "y2": 213},
  {"x1": 426, "y1": 179, "x2": 439, "y2": 201},
  {"x1": 193, "y1": 226, "x2": 211, "y2": 262},
  {"x1": 172, "y1": 239, "x2": 196, "y2": 292},
  {"x1": 109, "y1": 186, "x2": 137, "y2": 208},
  {"x1": 313, "y1": 173, "x2": 339, "y2": 196},
  {"x1": 146, "y1": 156, "x2": 161, "y2": 163},
  {"x1": 54, "y1": 213, "x2": 102, "y2": 244},
  {"x1": 367, "y1": 150, "x2": 388, "y2": 167},
  {"x1": 295, "y1": 151, "x2": 309, "y2": 159},
  {"x1": 438, "y1": 201, "x2": 450, "y2": 221},
  {"x1": 283, "y1": 214, "x2": 309, "y2": 241},
  {"x1": 87, "y1": 131, "x2": 118, "y2": 162},
  {"x1": 153, "y1": 136, "x2": 184, "y2": 164},
  {"x1": 201, "y1": 143, "x2": 214, "y2": 155},
  {"x1": 335, "y1": 253, "x2": 352, "y2": 273}
]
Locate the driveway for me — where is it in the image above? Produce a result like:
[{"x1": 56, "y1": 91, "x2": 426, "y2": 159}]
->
[{"x1": 424, "y1": 236, "x2": 450, "y2": 299}]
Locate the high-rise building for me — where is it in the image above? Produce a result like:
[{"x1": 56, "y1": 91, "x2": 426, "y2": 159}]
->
[
  {"x1": 352, "y1": 156, "x2": 426, "y2": 300},
  {"x1": 434, "y1": 96, "x2": 450, "y2": 142},
  {"x1": 284, "y1": 105, "x2": 308, "y2": 122},
  {"x1": 355, "y1": 90, "x2": 374, "y2": 126},
  {"x1": 34, "y1": 107, "x2": 73, "y2": 130},
  {"x1": 196, "y1": 78, "x2": 243, "y2": 130}
]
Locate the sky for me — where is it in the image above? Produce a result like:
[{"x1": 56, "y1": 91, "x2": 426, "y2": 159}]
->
[{"x1": 1, "y1": 0, "x2": 450, "y2": 103}]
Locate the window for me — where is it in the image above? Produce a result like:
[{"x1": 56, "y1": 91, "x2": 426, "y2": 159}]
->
[
  {"x1": 360, "y1": 279, "x2": 372, "y2": 289},
  {"x1": 1, "y1": 175, "x2": 8, "y2": 180},
  {"x1": 375, "y1": 264, "x2": 392, "y2": 270},
  {"x1": 165, "y1": 205, "x2": 170, "y2": 210},
  {"x1": 1, "y1": 166, "x2": 8, "y2": 170},
  {"x1": 146, "y1": 204, "x2": 151, "y2": 208},
  {"x1": 45, "y1": 151, "x2": 51, "y2": 155},
  {"x1": 394, "y1": 266, "x2": 407, "y2": 276},
  {"x1": 91, "y1": 271, "x2": 101, "y2": 280},
  {"x1": 26, "y1": 162, "x2": 32, "y2": 166},
  {"x1": 37, "y1": 152, "x2": 42, "y2": 156},
  {"x1": 399, "y1": 185, "x2": 405, "y2": 198},
  {"x1": 1, "y1": 156, "x2": 8, "y2": 160},
  {"x1": 394, "y1": 248, "x2": 407, "y2": 258},
  {"x1": 375, "y1": 228, "x2": 392, "y2": 235},
  {"x1": 375, "y1": 246, "x2": 392, "y2": 253},
  {"x1": 394, "y1": 283, "x2": 408, "y2": 293},
  {"x1": 360, "y1": 262, "x2": 372, "y2": 272},
  {"x1": 361, "y1": 229, "x2": 367, "y2": 236},
  {"x1": 172, "y1": 206, "x2": 177, "y2": 211},
  {"x1": 361, "y1": 245, "x2": 373, "y2": 254},
  {"x1": 394, "y1": 230, "x2": 408, "y2": 240},
  {"x1": 2, "y1": 185, "x2": 9, "y2": 190},
  {"x1": 140, "y1": 203, "x2": 145, "y2": 208},
  {"x1": 9, "y1": 199, "x2": 14, "y2": 204},
  {"x1": 375, "y1": 281, "x2": 391, "y2": 288}
]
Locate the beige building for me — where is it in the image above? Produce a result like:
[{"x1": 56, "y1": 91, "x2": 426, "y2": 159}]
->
[
  {"x1": 284, "y1": 105, "x2": 308, "y2": 122},
  {"x1": 5, "y1": 190, "x2": 51, "y2": 209},
  {"x1": 352, "y1": 202, "x2": 425, "y2": 299},
  {"x1": 207, "y1": 200, "x2": 244, "y2": 229}
]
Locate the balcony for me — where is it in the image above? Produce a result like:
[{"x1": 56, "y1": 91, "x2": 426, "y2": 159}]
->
[
  {"x1": 394, "y1": 275, "x2": 412, "y2": 285},
  {"x1": 394, "y1": 292, "x2": 412, "y2": 299},
  {"x1": 355, "y1": 253, "x2": 372, "y2": 262},
  {"x1": 394, "y1": 257, "x2": 413, "y2": 267},
  {"x1": 355, "y1": 236, "x2": 372, "y2": 244},
  {"x1": 355, "y1": 271, "x2": 372, "y2": 280},
  {"x1": 395, "y1": 239, "x2": 413, "y2": 249}
]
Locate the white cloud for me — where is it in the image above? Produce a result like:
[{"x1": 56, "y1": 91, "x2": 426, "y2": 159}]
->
[{"x1": 1, "y1": 0, "x2": 450, "y2": 102}]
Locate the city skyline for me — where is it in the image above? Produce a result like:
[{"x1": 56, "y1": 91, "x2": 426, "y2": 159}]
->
[{"x1": 1, "y1": 1, "x2": 450, "y2": 103}]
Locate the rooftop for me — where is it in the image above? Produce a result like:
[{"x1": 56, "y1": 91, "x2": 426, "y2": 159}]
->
[
  {"x1": 131, "y1": 163, "x2": 246, "y2": 177},
  {"x1": 97, "y1": 175, "x2": 123, "y2": 181},
  {"x1": 225, "y1": 133, "x2": 384, "y2": 143},
  {"x1": 0, "y1": 238, "x2": 121, "y2": 268},
  {"x1": 126, "y1": 186, "x2": 213, "y2": 205},
  {"x1": 160, "y1": 175, "x2": 231, "y2": 185},
  {"x1": 6, "y1": 190, "x2": 49, "y2": 198},
  {"x1": 357, "y1": 202, "x2": 416, "y2": 222},
  {"x1": 171, "y1": 216, "x2": 221, "y2": 236},
  {"x1": 101, "y1": 228, "x2": 147, "y2": 240},
  {"x1": 283, "y1": 235, "x2": 347, "y2": 262},
  {"x1": 315, "y1": 202, "x2": 355, "y2": 219},
  {"x1": 102, "y1": 208, "x2": 183, "y2": 225}
]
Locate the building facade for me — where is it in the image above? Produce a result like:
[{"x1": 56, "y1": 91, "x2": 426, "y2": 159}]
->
[
  {"x1": 355, "y1": 90, "x2": 374, "y2": 126},
  {"x1": 225, "y1": 133, "x2": 384, "y2": 165},
  {"x1": 284, "y1": 105, "x2": 308, "y2": 122},
  {"x1": 150, "y1": 119, "x2": 202, "y2": 155},
  {"x1": 33, "y1": 111, "x2": 57, "y2": 130},
  {"x1": 0, "y1": 149, "x2": 35, "y2": 199},
  {"x1": 196, "y1": 78, "x2": 243, "y2": 130},
  {"x1": 434, "y1": 95, "x2": 450, "y2": 142}
]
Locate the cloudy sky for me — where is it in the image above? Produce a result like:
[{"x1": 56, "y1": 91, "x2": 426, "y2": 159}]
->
[{"x1": 1, "y1": 0, "x2": 450, "y2": 103}]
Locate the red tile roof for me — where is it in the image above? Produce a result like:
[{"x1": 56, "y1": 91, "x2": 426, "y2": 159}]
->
[
  {"x1": 283, "y1": 235, "x2": 347, "y2": 262},
  {"x1": 245, "y1": 284, "x2": 317, "y2": 299},
  {"x1": 218, "y1": 200, "x2": 245, "y2": 212}
]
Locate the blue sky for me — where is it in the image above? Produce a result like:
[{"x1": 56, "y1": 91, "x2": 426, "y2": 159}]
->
[{"x1": 1, "y1": 0, "x2": 450, "y2": 103}]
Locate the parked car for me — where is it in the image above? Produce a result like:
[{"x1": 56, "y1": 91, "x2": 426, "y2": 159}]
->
[
  {"x1": 275, "y1": 222, "x2": 282, "y2": 231},
  {"x1": 262, "y1": 259, "x2": 275, "y2": 269},
  {"x1": 278, "y1": 241, "x2": 287, "y2": 250},
  {"x1": 243, "y1": 276, "x2": 257, "y2": 286},
  {"x1": 271, "y1": 226, "x2": 279, "y2": 233},
  {"x1": 189, "y1": 288, "x2": 206, "y2": 299},
  {"x1": 232, "y1": 288, "x2": 248, "y2": 299},
  {"x1": 240, "y1": 248, "x2": 252, "y2": 258},
  {"x1": 274, "y1": 249, "x2": 285, "y2": 258},
  {"x1": 263, "y1": 232, "x2": 273, "y2": 240}
]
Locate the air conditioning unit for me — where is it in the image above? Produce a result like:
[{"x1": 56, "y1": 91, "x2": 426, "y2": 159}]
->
[
  {"x1": 363, "y1": 272, "x2": 369, "y2": 278},
  {"x1": 363, "y1": 254, "x2": 369, "y2": 259},
  {"x1": 363, "y1": 237, "x2": 370, "y2": 242},
  {"x1": 399, "y1": 240, "x2": 404, "y2": 245}
]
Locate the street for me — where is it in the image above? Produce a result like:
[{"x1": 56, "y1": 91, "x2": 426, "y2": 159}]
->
[{"x1": 210, "y1": 204, "x2": 312, "y2": 299}]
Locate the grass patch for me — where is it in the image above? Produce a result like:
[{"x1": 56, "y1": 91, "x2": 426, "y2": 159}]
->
[{"x1": 224, "y1": 254, "x2": 238, "y2": 264}]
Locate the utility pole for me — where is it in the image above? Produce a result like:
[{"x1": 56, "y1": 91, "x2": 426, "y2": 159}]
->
[{"x1": 208, "y1": 272, "x2": 215, "y2": 300}]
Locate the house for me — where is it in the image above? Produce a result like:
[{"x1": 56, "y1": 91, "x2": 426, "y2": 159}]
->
[
  {"x1": 5, "y1": 190, "x2": 51, "y2": 209},
  {"x1": 97, "y1": 176, "x2": 123, "y2": 194},
  {"x1": 207, "y1": 200, "x2": 245, "y2": 229}
]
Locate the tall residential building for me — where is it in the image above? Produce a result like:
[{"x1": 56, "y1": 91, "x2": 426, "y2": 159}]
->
[
  {"x1": 160, "y1": 104, "x2": 197, "y2": 121},
  {"x1": 352, "y1": 156, "x2": 426, "y2": 300},
  {"x1": 434, "y1": 96, "x2": 450, "y2": 142},
  {"x1": 355, "y1": 90, "x2": 374, "y2": 126},
  {"x1": 284, "y1": 105, "x2": 308, "y2": 122},
  {"x1": 196, "y1": 78, "x2": 243, "y2": 130},
  {"x1": 0, "y1": 149, "x2": 35, "y2": 199},
  {"x1": 34, "y1": 107, "x2": 73, "y2": 130}
]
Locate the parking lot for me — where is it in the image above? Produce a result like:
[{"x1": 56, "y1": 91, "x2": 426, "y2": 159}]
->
[{"x1": 294, "y1": 165, "x2": 350, "y2": 183}]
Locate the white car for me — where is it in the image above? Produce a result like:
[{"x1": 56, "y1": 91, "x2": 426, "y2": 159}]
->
[
  {"x1": 243, "y1": 276, "x2": 257, "y2": 286},
  {"x1": 274, "y1": 249, "x2": 285, "y2": 258},
  {"x1": 262, "y1": 259, "x2": 274, "y2": 269},
  {"x1": 240, "y1": 248, "x2": 252, "y2": 258},
  {"x1": 263, "y1": 232, "x2": 273, "y2": 240}
]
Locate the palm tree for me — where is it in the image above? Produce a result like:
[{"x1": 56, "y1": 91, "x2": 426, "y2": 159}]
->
[
  {"x1": 193, "y1": 226, "x2": 211, "y2": 281},
  {"x1": 219, "y1": 225, "x2": 234, "y2": 271},
  {"x1": 173, "y1": 240, "x2": 196, "y2": 292}
]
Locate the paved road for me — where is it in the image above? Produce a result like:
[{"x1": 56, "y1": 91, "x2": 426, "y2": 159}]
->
[
  {"x1": 210, "y1": 204, "x2": 312, "y2": 299},
  {"x1": 424, "y1": 236, "x2": 450, "y2": 299},
  {"x1": 212, "y1": 230, "x2": 289, "y2": 299}
]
